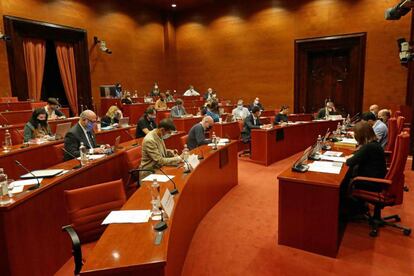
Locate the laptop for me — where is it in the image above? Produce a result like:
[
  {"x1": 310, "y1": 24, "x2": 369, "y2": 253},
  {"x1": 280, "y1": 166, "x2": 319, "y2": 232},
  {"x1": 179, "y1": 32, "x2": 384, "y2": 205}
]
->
[
  {"x1": 119, "y1": 117, "x2": 130, "y2": 127},
  {"x1": 105, "y1": 135, "x2": 122, "y2": 154},
  {"x1": 54, "y1": 122, "x2": 72, "y2": 139},
  {"x1": 21, "y1": 169, "x2": 64, "y2": 179}
]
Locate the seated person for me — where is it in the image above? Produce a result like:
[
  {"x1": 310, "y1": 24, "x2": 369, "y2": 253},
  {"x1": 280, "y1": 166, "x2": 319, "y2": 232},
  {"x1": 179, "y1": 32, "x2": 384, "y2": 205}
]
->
[
  {"x1": 101, "y1": 105, "x2": 123, "y2": 127},
  {"x1": 136, "y1": 107, "x2": 157, "y2": 138},
  {"x1": 187, "y1": 116, "x2": 214, "y2": 150},
  {"x1": 140, "y1": 118, "x2": 182, "y2": 178},
  {"x1": 63, "y1": 110, "x2": 108, "y2": 160},
  {"x1": 121, "y1": 91, "x2": 133, "y2": 104},
  {"x1": 154, "y1": 93, "x2": 168, "y2": 111},
  {"x1": 23, "y1": 108, "x2": 52, "y2": 142},
  {"x1": 361, "y1": 112, "x2": 388, "y2": 148},
  {"x1": 274, "y1": 105, "x2": 289, "y2": 124},
  {"x1": 183, "y1": 85, "x2": 200, "y2": 96},
  {"x1": 150, "y1": 82, "x2": 160, "y2": 97},
  {"x1": 204, "y1": 88, "x2": 214, "y2": 100},
  {"x1": 232, "y1": 100, "x2": 250, "y2": 121},
  {"x1": 241, "y1": 106, "x2": 262, "y2": 143},
  {"x1": 378, "y1": 109, "x2": 391, "y2": 124},
  {"x1": 316, "y1": 101, "x2": 339, "y2": 119},
  {"x1": 44, "y1": 98, "x2": 66, "y2": 120},
  {"x1": 170, "y1": 99, "x2": 187, "y2": 118},
  {"x1": 197, "y1": 106, "x2": 207, "y2": 116},
  {"x1": 345, "y1": 121, "x2": 386, "y2": 192},
  {"x1": 115, "y1": 83, "x2": 122, "y2": 98},
  {"x1": 165, "y1": 90, "x2": 174, "y2": 102},
  {"x1": 206, "y1": 101, "x2": 220, "y2": 122},
  {"x1": 249, "y1": 97, "x2": 264, "y2": 111},
  {"x1": 369, "y1": 104, "x2": 379, "y2": 118}
]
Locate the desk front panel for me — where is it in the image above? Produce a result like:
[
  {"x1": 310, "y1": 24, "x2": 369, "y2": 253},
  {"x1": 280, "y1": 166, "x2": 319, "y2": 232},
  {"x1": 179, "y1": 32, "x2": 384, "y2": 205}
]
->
[
  {"x1": 122, "y1": 103, "x2": 150, "y2": 124},
  {"x1": 173, "y1": 117, "x2": 202, "y2": 133}
]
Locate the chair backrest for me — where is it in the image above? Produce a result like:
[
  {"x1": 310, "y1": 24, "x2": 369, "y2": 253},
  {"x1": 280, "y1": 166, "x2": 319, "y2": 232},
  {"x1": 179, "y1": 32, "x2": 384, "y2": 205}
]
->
[
  {"x1": 396, "y1": 116, "x2": 405, "y2": 134},
  {"x1": 237, "y1": 121, "x2": 244, "y2": 132},
  {"x1": 180, "y1": 135, "x2": 188, "y2": 149},
  {"x1": 394, "y1": 110, "x2": 402, "y2": 118},
  {"x1": 385, "y1": 132, "x2": 410, "y2": 205},
  {"x1": 385, "y1": 118, "x2": 397, "y2": 152},
  {"x1": 125, "y1": 145, "x2": 142, "y2": 170},
  {"x1": 0, "y1": 97, "x2": 18, "y2": 103},
  {"x1": 64, "y1": 179, "x2": 126, "y2": 243},
  {"x1": 53, "y1": 143, "x2": 65, "y2": 162}
]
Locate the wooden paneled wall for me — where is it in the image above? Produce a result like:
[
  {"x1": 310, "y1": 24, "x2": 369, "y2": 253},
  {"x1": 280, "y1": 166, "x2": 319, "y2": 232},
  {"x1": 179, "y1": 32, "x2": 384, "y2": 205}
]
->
[{"x1": 174, "y1": 0, "x2": 411, "y2": 111}]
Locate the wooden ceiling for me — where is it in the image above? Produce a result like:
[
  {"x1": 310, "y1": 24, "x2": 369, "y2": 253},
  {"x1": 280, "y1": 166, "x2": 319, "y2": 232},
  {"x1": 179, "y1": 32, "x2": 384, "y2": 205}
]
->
[{"x1": 137, "y1": 0, "x2": 219, "y2": 11}]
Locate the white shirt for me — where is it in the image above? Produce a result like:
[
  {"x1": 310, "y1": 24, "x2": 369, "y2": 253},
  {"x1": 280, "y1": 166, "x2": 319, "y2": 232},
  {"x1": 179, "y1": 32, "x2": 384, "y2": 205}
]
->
[
  {"x1": 183, "y1": 89, "x2": 200, "y2": 96},
  {"x1": 79, "y1": 123, "x2": 94, "y2": 154},
  {"x1": 232, "y1": 106, "x2": 250, "y2": 120}
]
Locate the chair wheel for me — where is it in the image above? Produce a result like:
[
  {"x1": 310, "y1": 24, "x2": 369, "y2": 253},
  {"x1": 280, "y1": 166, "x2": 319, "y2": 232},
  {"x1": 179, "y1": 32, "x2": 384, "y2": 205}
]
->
[
  {"x1": 403, "y1": 229, "x2": 411, "y2": 236},
  {"x1": 369, "y1": 229, "x2": 378, "y2": 237}
]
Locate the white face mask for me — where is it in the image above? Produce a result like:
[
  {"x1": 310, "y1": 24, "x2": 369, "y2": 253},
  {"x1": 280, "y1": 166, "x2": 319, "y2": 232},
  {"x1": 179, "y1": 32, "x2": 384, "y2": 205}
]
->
[
  {"x1": 162, "y1": 133, "x2": 171, "y2": 140},
  {"x1": 238, "y1": 105, "x2": 243, "y2": 110},
  {"x1": 254, "y1": 100, "x2": 259, "y2": 105}
]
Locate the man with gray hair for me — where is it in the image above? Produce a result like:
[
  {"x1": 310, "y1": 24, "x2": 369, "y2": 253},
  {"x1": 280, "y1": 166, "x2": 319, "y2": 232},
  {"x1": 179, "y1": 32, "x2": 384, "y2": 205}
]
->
[
  {"x1": 370, "y1": 104, "x2": 379, "y2": 117},
  {"x1": 232, "y1": 99, "x2": 250, "y2": 120},
  {"x1": 378, "y1": 109, "x2": 391, "y2": 124},
  {"x1": 64, "y1": 110, "x2": 108, "y2": 160},
  {"x1": 187, "y1": 116, "x2": 214, "y2": 150}
]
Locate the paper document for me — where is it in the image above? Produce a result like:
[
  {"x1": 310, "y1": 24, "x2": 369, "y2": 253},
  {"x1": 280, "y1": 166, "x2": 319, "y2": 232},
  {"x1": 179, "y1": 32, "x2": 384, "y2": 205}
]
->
[
  {"x1": 308, "y1": 161, "x2": 343, "y2": 174},
  {"x1": 11, "y1": 179, "x2": 43, "y2": 187},
  {"x1": 9, "y1": 186, "x2": 24, "y2": 194},
  {"x1": 339, "y1": 138, "x2": 358, "y2": 145},
  {"x1": 188, "y1": 154, "x2": 200, "y2": 170},
  {"x1": 320, "y1": 156, "x2": 347, "y2": 163},
  {"x1": 219, "y1": 138, "x2": 230, "y2": 143},
  {"x1": 142, "y1": 174, "x2": 175, "y2": 183},
  {"x1": 161, "y1": 189, "x2": 175, "y2": 218},
  {"x1": 208, "y1": 142, "x2": 227, "y2": 147},
  {"x1": 102, "y1": 210, "x2": 151, "y2": 224},
  {"x1": 323, "y1": 151, "x2": 343, "y2": 157},
  {"x1": 76, "y1": 154, "x2": 106, "y2": 161}
]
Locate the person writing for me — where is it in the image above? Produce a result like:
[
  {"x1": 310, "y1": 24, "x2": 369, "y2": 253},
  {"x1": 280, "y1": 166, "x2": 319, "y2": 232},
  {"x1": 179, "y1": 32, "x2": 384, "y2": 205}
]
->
[
  {"x1": 187, "y1": 116, "x2": 214, "y2": 150},
  {"x1": 241, "y1": 106, "x2": 263, "y2": 143},
  {"x1": 139, "y1": 118, "x2": 182, "y2": 178},
  {"x1": 154, "y1": 93, "x2": 168, "y2": 111},
  {"x1": 121, "y1": 91, "x2": 133, "y2": 104},
  {"x1": 183, "y1": 85, "x2": 200, "y2": 96},
  {"x1": 170, "y1": 99, "x2": 187, "y2": 118},
  {"x1": 317, "y1": 101, "x2": 339, "y2": 119},
  {"x1": 361, "y1": 112, "x2": 388, "y2": 148},
  {"x1": 44, "y1": 98, "x2": 66, "y2": 120},
  {"x1": 136, "y1": 107, "x2": 157, "y2": 138},
  {"x1": 63, "y1": 110, "x2": 109, "y2": 160},
  {"x1": 101, "y1": 105, "x2": 123, "y2": 127},
  {"x1": 274, "y1": 105, "x2": 289, "y2": 125},
  {"x1": 232, "y1": 100, "x2": 250, "y2": 121},
  {"x1": 206, "y1": 101, "x2": 220, "y2": 122},
  {"x1": 23, "y1": 108, "x2": 52, "y2": 142}
]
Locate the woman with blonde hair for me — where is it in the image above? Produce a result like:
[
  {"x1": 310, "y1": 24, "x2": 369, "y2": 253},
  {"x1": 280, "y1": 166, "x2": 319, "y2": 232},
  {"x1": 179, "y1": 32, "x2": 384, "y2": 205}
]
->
[{"x1": 101, "y1": 105, "x2": 123, "y2": 127}]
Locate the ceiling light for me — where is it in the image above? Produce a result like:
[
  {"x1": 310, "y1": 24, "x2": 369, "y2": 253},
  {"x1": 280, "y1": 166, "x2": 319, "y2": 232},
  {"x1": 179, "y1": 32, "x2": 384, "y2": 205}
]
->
[{"x1": 172, "y1": 4, "x2": 177, "y2": 8}]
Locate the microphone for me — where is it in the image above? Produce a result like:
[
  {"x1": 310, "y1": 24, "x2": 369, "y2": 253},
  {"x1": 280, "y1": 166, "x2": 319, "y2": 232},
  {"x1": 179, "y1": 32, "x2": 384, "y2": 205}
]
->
[
  {"x1": 158, "y1": 167, "x2": 179, "y2": 195},
  {"x1": 154, "y1": 206, "x2": 167, "y2": 231},
  {"x1": 123, "y1": 129, "x2": 139, "y2": 146},
  {"x1": 302, "y1": 106, "x2": 306, "y2": 114},
  {"x1": 14, "y1": 160, "x2": 40, "y2": 190},
  {"x1": 178, "y1": 154, "x2": 192, "y2": 174},
  {"x1": 60, "y1": 147, "x2": 82, "y2": 169}
]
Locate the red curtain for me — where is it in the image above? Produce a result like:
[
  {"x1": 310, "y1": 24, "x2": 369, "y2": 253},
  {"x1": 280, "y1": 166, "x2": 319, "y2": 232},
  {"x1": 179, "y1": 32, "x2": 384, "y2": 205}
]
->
[
  {"x1": 55, "y1": 42, "x2": 79, "y2": 115},
  {"x1": 22, "y1": 39, "x2": 46, "y2": 101}
]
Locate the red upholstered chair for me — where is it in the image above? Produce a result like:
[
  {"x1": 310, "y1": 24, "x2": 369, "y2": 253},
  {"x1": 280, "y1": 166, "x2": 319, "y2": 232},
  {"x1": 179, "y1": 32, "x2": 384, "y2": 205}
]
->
[
  {"x1": 0, "y1": 97, "x2": 18, "y2": 103},
  {"x1": 59, "y1": 180, "x2": 126, "y2": 275},
  {"x1": 396, "y1": 116, "x2": 405, "y2": 134},
  {"x1": 180, "y1": 134, "x2": 188, "y2": 149},
  {"x1": 394, "y1": 110, "x2": 402, "y2": 118},
  {"x1": 350, "y1": 132, "x2": 411, "y2": 237},
  {"x1": 125, "y1": 146, "x2": 142, "y2": 194},
  {"x1": 53, "y1": 143, "x2": 65, "y2": 163},
  {"x1": 129, "y1": 127, "x2": 135, "y2": 138}
]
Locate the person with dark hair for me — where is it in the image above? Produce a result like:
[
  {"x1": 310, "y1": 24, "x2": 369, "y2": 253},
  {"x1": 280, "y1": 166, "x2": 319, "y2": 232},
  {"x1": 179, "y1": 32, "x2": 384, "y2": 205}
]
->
[
  {"x1": 249, "y1": 97, "x2": 264, "y2": 111},
  {"x1": 139, "y1": 118, "x2": 182, "y2": 178},
  {"x1": 115, "y1": 83, "x2": 122, "y2": 98},
  {"x1": 206, "y1": 101, "x2": 220, "y2": 122},
  {"x1": 44, "y1": 98, "x2": 65, "y2": 120},
  {"x1": 170, "y1": 99, "x2": 187, "y2": 118},
  {"x1": 241, "y1": 106, "x2": 262, "y2": 143},
  {"x1": 317, "y1": 101, "x2": 338, "y2": 119},
  {"x1": 165, "y1": 90, "x2": 174, "y2": 102},
  {"x1": 135, "y1": 107, "x2": 157, "y2": 138},
  {"x1": 274, "y1": 105, "x2": 290, "y2": 124},
  {"x1": 361, "y1": 112, "x2": 388, "y2": 148},
  {"x1": 121, "y1": 91, "x2": 133, "y2": 104},
  {"x1": 23, "y1": 108, "x2": 52, "y2": 142},
  {"x1": 150, "y1": 82, "x2": 160, "y2": 97},
  {"x1": 154, "y1": 93, "x2": 168, "y2": 111}
]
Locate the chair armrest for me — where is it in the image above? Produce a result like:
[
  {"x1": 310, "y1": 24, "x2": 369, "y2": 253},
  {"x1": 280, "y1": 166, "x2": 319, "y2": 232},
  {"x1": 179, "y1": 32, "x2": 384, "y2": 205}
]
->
[
  {"x1": 384, "y1": 150, "x2": 392, "y2": 157},
  {"x1": 351, "y1": 176, "x2": 392, "y2": 187},
  {"x1": 62, "y1": 225, "x2": 83, "y2": 275}
]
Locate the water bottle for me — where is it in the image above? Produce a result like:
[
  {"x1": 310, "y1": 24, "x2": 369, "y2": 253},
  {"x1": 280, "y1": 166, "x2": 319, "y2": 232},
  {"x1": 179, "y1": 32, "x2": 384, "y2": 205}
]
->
[
  {"x1": 3, "y1": 130, "x2": 12, "y2": 152},
  {"x1": 150, "y1": 179, "x2": 162, "y2": 218},
  {"x1": 79, "y1": 142, "x2": 88, "y2": 166},
  {"x1": 0, "y1": 168, "x2": 11, "y2": 205},
  {"x1": 212, "y1": 132, "x2": 218, "y2": 149},
  {"x1": 182, "y1": 144, "x2": 190, "y2": 172},
  {"x1": 336, "y1": 122, "x2": 341, "y2": 136},
  {"x1": 316, "y1": 134, "x2": 323, "y2": 154}
]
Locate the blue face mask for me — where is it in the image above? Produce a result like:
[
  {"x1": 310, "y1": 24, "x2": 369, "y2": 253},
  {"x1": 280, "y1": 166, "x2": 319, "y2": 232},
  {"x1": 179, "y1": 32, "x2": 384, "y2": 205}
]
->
[{"x1": 86, "y1": 121, "x2": 95, "y2": 132}]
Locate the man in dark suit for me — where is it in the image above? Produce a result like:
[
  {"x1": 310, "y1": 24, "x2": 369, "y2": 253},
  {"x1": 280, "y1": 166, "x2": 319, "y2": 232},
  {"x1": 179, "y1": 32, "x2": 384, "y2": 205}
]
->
[
  {"x1": 249, "y1": 97, "x2": 264, "y2": 111},
  {"x1": 63, "y1": 110, "x2": 107, "y2": 160},
  {"x1": 317, "y1": 101, "x2": 339, "y2": 119},
  {"x1": 241, "y1": 106, "x2": 262, "y2": 143}
]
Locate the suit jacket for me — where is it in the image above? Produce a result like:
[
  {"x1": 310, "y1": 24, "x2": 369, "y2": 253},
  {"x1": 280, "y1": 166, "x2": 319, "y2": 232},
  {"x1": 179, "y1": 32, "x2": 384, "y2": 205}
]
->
[
  {"x1": 170, "y1": 105, "x2": 187, "y2": 118},
  {"x1": 64, "y1": 123, "x2": 98, "y2": 161},
  {"x1": 249, "y1": 103, "x2": 264, "y2": 111},
  {"x1": 241, "y1": 114, "x2": 262, "y2": 142}
]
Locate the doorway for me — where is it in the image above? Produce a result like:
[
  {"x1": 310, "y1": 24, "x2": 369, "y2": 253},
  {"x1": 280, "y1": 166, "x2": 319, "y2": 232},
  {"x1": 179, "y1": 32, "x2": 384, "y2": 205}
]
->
[{"x1": 294, "y1": 33, "x2": 366, "y2": 116}]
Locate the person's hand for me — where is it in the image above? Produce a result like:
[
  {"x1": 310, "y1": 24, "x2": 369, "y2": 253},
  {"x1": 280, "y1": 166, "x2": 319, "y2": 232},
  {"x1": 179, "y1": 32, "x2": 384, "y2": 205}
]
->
[
  {"x1": 345, "y1": 154, "x2": 353, "y2": 160},
  {"x1": 113, "y1": 123, "x2": 119, "y2": 128},
  {"x1": 280, "y1": 122, "x2": 288, "y2": 127},
  {"x1": 93, "y1": 147, "x2": 105, "y2": 154},
  {"x1": 50, "y1": 114, "x2": 58, "y2": 120}
]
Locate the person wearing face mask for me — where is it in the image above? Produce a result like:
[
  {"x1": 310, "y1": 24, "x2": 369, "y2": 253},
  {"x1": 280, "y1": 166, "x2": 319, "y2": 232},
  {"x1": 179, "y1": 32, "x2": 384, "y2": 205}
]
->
[
  {"x1": 44, "y1": 98, "x2": 66, "y2": 120},
  {"x1": 187, "y1": 116, "x2": 214, "y2": 150},
  {"x1": 317, "y1": 101, "x2": 339, "y2": 119},
  {"x1": 170, "y1": 99, "x2": 187, "y2": 118},
  {"x1": 378, "y1": 109, "x2": 391, "y2": 124},
  {"x1": 150, "y1": 82, "x2": 160, "y2": 97},
  {"x1": 121, "y1": 91, "x2": 133, "y2": 104},
  {"x1": 249, "y1": 97, "x2": 264, "y2": 111},
  {"x1": 204, "y1": 88, "x2": 214, "y2": 100},
  {"x1": 232, "y1": 99, "x2": 250, "y2": 121},
  {"x1": 136, "y1": 107, "x2": 157, "y2": 138},
  {"x1": 101, "y1": 105, "x2": 123, "y2": 127},
  {"x1": 139, "y1": 118, "x2": 182, "y2": 179},
  {"x1": 241, "y1": 106, "x2": 263, "y2": 143},
  {"x1": 154, "y1": 93, "x2": 168, "y2": 111},
  {"x1": 183, "y1": 85, "x2": 200, "y2": 96},
  {"x1": 274, "y1": 105, "x2": 290, "y2": 125},
  {"x1": 165, "y1": 90, "x2": 174, "y2": 102},
  {"x1": 206, "y1": 101, "x2": 220, "y2": 122},
  {"x1": 23, "y1": 108, "x2": 52, "y2": 142},
  {"x1": 63, "y1": 110, "x2": 108, "y2": 161}
]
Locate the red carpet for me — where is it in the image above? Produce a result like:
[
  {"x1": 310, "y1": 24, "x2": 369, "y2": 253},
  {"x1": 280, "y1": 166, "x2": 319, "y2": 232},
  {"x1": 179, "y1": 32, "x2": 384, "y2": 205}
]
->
[{"x1": 182, "y1": 155, "x2": 414, "y2": 276}]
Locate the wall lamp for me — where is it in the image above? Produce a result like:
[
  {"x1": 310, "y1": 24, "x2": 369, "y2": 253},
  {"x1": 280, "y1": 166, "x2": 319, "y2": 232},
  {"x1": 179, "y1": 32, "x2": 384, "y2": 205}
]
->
[
  {"x1": 385, "y1": 0, "x2": 414, "y2": 20},
  {"x1": 94, "y1": 36, "x2": 112, "y2": 54},
  {"x1": 0, "y1": 32, "x2": 11, "y2": 41}
]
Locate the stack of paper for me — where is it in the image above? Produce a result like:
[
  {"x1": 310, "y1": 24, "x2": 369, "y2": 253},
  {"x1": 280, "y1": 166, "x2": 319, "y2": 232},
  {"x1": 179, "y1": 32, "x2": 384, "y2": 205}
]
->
[
  {"x1": 323, "y1": 151, "x2": 343, "y2": 157},
  {"x1": 208, "y1": 142, "x2": 227, "y2": 147},
  {"x1": 142, "y1": 174, "x2": 175, "y2": 183},
  {"x1": 102, "y1": 210, "x2": 151, "y2": 224},
  {"x1": 338, "y1": 138, "x2": 358, "y2": 145},
  {"x1": 308, "y1": 161, "x2": 343, "y2": 174}
]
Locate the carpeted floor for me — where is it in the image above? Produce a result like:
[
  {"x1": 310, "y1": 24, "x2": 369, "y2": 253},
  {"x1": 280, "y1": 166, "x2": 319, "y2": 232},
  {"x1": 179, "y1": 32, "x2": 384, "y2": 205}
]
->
[{"x1": 182, "y1": 155, "x2": 414, "y2": 276}]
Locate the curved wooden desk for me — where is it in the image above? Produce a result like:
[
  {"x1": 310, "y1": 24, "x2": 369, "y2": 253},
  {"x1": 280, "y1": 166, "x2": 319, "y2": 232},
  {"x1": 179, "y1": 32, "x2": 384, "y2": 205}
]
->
[{"x1": 81, "y1": 141, "x2": 239, "y2": 276}]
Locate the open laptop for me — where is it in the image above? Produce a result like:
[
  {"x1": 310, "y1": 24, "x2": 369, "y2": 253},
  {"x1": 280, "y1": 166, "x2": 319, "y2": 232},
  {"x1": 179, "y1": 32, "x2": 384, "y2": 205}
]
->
[
  {"x1": 119, "y1": 117, "x2": 130, "y2": 127},
  {"x1": 54, "y1": 122, "x2": 72, "y2": 139}
]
